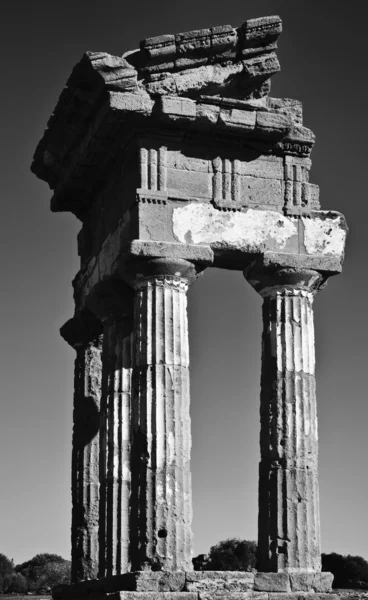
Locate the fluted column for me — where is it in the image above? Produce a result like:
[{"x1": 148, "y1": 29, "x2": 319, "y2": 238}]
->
[
  {"x1": 99, "y1": 319, "x2": 133, "y2": 576},
  {"x1": 86, "y1": 280, "x2": 134, "y2": 577},
  {"x1": 244, "y1": 259, "x2": 329, "y2": 573},
  {"x1": 60, "y1": 314, "x2": 103, "y2": 582},
  {"x1": 129, "y1": 258, "x2": 200, "y2": 571}
]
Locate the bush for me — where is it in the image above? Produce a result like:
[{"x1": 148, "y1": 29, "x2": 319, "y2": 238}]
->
[
  {"x1": 205, "y1": 538, "x2": 257, "y2": 571},
  {"x1": 322, "y1": 552, "x2": 368, "y2": 589},
  {"x1": 0, "y1": 553, "x2": 14, "y2": 593},
  {"x1": 16, "y1": 553, "x2": 71, "y2": 593},
  {"x1": 9, "y1": 572, "x2": 28, "y2": 593}
]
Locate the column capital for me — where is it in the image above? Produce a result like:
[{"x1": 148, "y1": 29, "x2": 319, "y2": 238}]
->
[
  {"x1": 121, "y1": 240, "x2": 214, "y2": 289},
  {"x1": 243, "y1": 251, "x2": 342, "y2": 297},
  {"x1": 60, "y1": 310, "x2": 103, "y2": 349}
]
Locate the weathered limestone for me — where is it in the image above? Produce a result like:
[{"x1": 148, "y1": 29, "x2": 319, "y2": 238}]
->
[
  {"x1": 60, "y1": 314, "x2": 103, "y2": 581},
  {"x1": 128, "y1": 258, "x2": 202, "y2": 571},
  {"x1": 53, "y1": 570, "x2": 335, "y2": 600},
  {"x1": 244, "y1": 254, "x2": 335, "y2": 573},
  {"x1": 32, "y1": 12, "x2": 347, "y2": 600},
  {"x1": 86, "y1": 280, "x2": 134, "y2": 578},
  {"x1": 99, "y1": 319, "x2": 133, "y2": 577}
]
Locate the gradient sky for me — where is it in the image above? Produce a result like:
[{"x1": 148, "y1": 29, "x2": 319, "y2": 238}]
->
[{"x1": 1, "y1": 0, "x2": 367, "y2": 566}]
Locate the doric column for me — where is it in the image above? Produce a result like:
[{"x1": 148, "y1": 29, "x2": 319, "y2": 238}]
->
[
  {"x1": 60, "y1": 313, "x2": 103, "y2": 583},
  {"x1": 128, "y1": 258, "x2": 201, "y2": 572},
  {"x1": 244, "y1": 255, "x2": 333, "y2": 573},
  {"x1": 86, "y1": 280, "x2": 134, "y2": 577}
]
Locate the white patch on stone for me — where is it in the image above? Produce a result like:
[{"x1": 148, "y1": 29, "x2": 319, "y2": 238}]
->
[
  {"x1": 122, "y1": 464, "x2": 131, "y2": 482},
  {"x1": 172, "y1": 204, "x2": 297, "y2": 251},
  {"x1": 302, "y1": 215, "x2": 346, "y2": 256},
  {"x1": 156, "y1": 483, "x2": 165, "y2": 503},
  {"x1": 167, "y1": 431, "x2": 175, "y2": 464}
]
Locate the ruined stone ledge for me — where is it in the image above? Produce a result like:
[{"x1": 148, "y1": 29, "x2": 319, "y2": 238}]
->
[
  {"x1": 185, "y1": 572, "x2": 255, "y2": 592},
  {"x1": 129, "y1": 240, "x2": 214, "y2": 265},
  {"x1": 53, "y1": 572, "x2": 334, "y2": 600},
  {"x1": 260, "y1": 251, "x2": 344, "y2": 274},
  {"x1": 198, "y1": 595, "x2": 337, "y2": 600},
  {"x1": 54, "y1": 591, "x2": 339, "y2": 600},
  {"x1": 34, "y1": 90, "x2": 314, "y2": 204},
  {"x1": 72, "y1": 206, "x2": 347, "y2": 312}
]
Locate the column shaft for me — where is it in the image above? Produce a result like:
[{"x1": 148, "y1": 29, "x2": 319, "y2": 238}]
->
[
  {"x1": 258, "y1": 289, "x2": 321, "y2": 572},
  {"x1": 130, "y1": 276, "x2": 193, "y2": 571},
  {"x1": 71, "y1": 337, "x2": 102, "y2": 582},
  {"x1": 99, "y1": 320, "x2": 133, "y2": 577}
]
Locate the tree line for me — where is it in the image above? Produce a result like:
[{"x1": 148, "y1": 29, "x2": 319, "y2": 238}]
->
[
  {"x1": 0, "y1": 553, "x2": 70, "y2": 594},
  {"x1": 1, "y1": 541, "x2": 368, "y2": 593}
]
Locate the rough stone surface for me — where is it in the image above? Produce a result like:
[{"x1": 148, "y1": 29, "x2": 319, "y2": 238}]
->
[
  {"x1": 254, "y1": 574, "x2": 290, "y2": 592},
  {"x1": 129, "y1": 261, "x2": 197, "y2": 570},
  {"x1": 198, "y1": 594, "x2": 267, "y2": 600},
  {"x1": 129, "y1": 240, "x2": 213, "y2": 264},
  {"x1": 33, "y1": 13, "x2": 347, "y2": 589},
  {"x1": 289, "y1": 572, "x2": 333, "y2": 593},
  {"x1": 70, "y1": 334, "x2": 103, "y2": 581},
  {"x1": 172, "y1": 204, "x2": 346, "y2": 264},
  {"x1": 268, "y1": 595, "x2": 338, "y2": 600},
  {"x1": 112, "y1": 594, "x2": 199, "y2": 600},
  {"x1": 185, "y1": 572, "x2": 255, "y2": 592},
  {"x1": 244, "y1": 265, "x2": 324, "y2": 572}
]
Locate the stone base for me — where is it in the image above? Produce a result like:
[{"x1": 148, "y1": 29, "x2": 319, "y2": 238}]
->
[{"x1": 53, "y1": 572, "x2": 335, "y2": 600}]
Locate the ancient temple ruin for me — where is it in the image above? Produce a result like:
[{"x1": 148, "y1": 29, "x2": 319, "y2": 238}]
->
[{"x1": 31, "y1": 15, "x2": 347, "y2": 600}]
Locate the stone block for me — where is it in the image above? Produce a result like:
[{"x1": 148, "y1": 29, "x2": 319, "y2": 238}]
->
[
  {"x1": 211, "y1": 25, "x2": 237, "y2": 50},
  {"x1": 109, "y1": 91, "x2": 154, "y2": 117},
  {"x1": 255, "y1": 111, "x2": 291, "y2": 137},
  {"x1": 268, "y1": 98, "x2": 303, "y2": 125},
  {"x1": 241, "y1": 177, "x2": 283, "y2": 208},
  {"x1": 175, "y1": 56, "x2": 208, "y2": 69},
  {"x1": 130, "y1": 240, "x2": 214, "y2": 264},
  {"x1": 172, "y1": 203, "x2": 300, "y2": 256},
  {"x1": 302, "y1": 212, "x2": 347, "y2": 259},
  {"x1": 218, "y1": 108, "x2": 256, "y2": 131},
  {"x1": 158, "y1": 573, "x2": 187, "y2": 592},
  {"x1": 142, "y1": 34, "x2": 175, "y2": 50},
  {"x1": 166, "y1": 151, "x2": 210, "y2": 173},
  {"x1": 241, "y1": 15, "x2": 282, "y2": 46},
  {"x1": 198, "y1": 594, "x2": 267, "y2": 600},
  {"x1": 111, "y1": 572, "x2": 186, "y2": 592},
  {"x1": 196, "y1": 103, "x2": 220, "y2": 125},
  {"x1": 261, "y1": 251, "x2": 343, "y2": 274},
  {"x1": 110, "y1": 593, "x2": 199, "y2": 600},
  {"x1": 161, "y1": 96, "x2": 196, "y2": 118},
  {"x1": 243, "y1": 53, "x2": 280, "y2": 80},
  {"x1": 167, "y1": 167, "x2": 211, "y2": 199},
  {"x1": 267, "y1": 594, "x2": 312, "y2": 600},
  {"x1": 240, "y1": 157, "x2": 283, "y2": 180},
  {"x1": 254, "y1": 572, "x2": 290, "y2": 592},
  {"x1": 302, "y1": 183, "x2": 320, "y2": 210},
  {"x1": 137, "y1": 199, "x2": 172, "y2": 243},
  {"x1": 289, "y1": 572, "x2": 333, "y2": 593},
  {"x1": 185, "y1": 571, "x2": 254, "y2": 592},
  {"x1": 268, "y1": 595, "x2": 338, "y2": 600},
  {"x1": 287, "y1": 125, "x2": 315, "y2": 145}
]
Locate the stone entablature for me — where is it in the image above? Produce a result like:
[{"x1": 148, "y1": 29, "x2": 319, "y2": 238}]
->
[{"x1": 32, "y1": 13, "x2": 347, "y2": 600}]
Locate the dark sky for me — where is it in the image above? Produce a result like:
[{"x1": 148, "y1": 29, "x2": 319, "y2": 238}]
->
[{"x1": 1, "y1": 0, "x2": 367, "y2": 565}]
